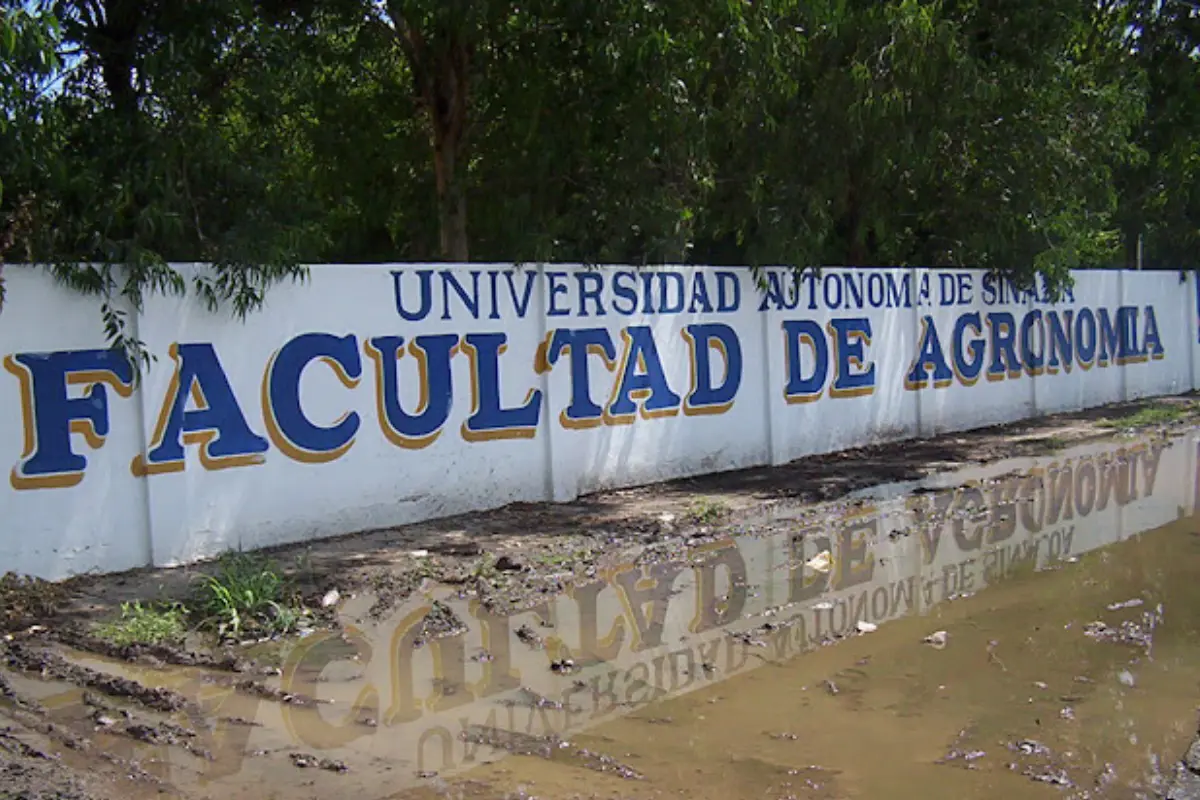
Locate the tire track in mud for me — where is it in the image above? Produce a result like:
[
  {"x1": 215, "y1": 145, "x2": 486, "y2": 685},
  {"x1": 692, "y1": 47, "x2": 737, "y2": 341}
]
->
[
  {"x1": 2, "y1": 640, "x2": 325, "y2": 717},
  {"x1": 0, "y1": 669, "x2": 144, "y2": 800},
  {"x1": 52, "y1": 628, "x2": 253, "y2": 673},
  {"x1": 0, "y1": 640, "x2": 336, "y2": 799},
  {"x1": 2, "y1": 642, "x2": 192, "y2": 713}
]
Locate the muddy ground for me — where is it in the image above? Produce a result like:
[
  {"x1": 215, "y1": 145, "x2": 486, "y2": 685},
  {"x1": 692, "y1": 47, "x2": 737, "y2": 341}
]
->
[
  {"x1": 2, "y1": 394, "x2": 1200, "y2": 799},
  {"x1": 52, "y1": 394, "x2": 1200, "y2": 626}
]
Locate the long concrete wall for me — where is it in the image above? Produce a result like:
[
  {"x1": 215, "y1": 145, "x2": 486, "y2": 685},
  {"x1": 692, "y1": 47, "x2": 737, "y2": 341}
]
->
[{"x1": 1, "y1": 265, "x2": 1196, "y2": 579}]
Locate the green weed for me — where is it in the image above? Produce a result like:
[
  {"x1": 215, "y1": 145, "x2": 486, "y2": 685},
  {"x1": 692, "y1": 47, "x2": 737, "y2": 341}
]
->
[
  {"x1": 1096, "y1": 404, "x2": 1185, "y2": 429},
  {"x1": 688, "y1": 498, "x2": 730, "y2": 524},
  {"x1": 533, "y1": 552, "x2": 571, "y2": 567},
  {"x1": 194, "y1": 553, "x2": 305, "y2": 640},
  {"x1": 469, "y1": 554, "x2": 501, "y2": 581},
  {"x1": 94, "y1": 601, "x2": 188, "y2": 647},
  {"x1": 292, "y1": 548, "x2": 316, "y2": 583}
]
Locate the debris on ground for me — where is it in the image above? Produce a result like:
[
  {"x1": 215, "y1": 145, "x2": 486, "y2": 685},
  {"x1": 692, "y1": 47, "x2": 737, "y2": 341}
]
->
[
  {"x1": 414, "y1": 601, "x2": 468, "y2": 645},
  {"x1": 0, "y1": 573, "x2": 67, "y2": 635},
  {"x1": 458, "y1": 725, "x2": 644, "y2": 780},
  {"x1": 805, "y1": 551, "x2": 833, "y2": 573},
  {"x1": 936, "y1": 748, "x2": 986, "y2": 768},
  {"x1": 1011, "y1": 740, "x2": 1051, "y2": 757},
  {"x1": 549, "y1": 658, "x2": 577, "y2": 674},
  {"x1": 233, "y1": 678, "x2": 323, "y2": 707},
  {"x1": 515, "y1": 624, "x2": 543, "y2": 649},
  {"x1": 1083, "y1": 606, "x2": 1163, "y2": 652},
  {"x1": 1023, "y1": 767, "x2": 1072, "y2": 787},
  {"x1": 289, "y1": 752, "x2": 349, "y2": 772},
  {"x1": 923, "y1": 630, "x2": 948, "y2": 649}
]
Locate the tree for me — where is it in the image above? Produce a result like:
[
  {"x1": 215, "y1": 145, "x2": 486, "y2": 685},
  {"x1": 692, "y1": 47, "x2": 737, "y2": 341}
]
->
[
  {"x1": 2, "y1": 0, "x2": 322, "y2": 365},
  {"x1": 361, "y1": 0, "x2": 736, "y2": 264},
  {"x1": 1114, "y1": 0, "x2": 1200, "y2": 269},
  {"x1": 2, "y1": 0, "x2": 1186, "y2": 327},
  {"x1": 692, "y1": 0, "x2": 1141, "y2": 293},
  {"x1": 0, "y1": 3, "x2": 60, "y2": 307},
  {"x1": 368, "y1": 1, "x2": 475, "y2": 261}
]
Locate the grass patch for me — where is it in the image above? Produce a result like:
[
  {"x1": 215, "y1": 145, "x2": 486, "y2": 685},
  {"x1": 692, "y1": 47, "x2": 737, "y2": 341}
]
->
[
  {"x1": 194, "y1": 552, "x2": 306, "y2": 640},
  {"x1": 1096, "y1": 404, "x2": 1185, "y2": 429},
  {"x1": 94, "y1": 601, "x2": 188, "y2": 647},
  {"x1": 687, "y1": 498, "x2": 731, "y2": 524},
  {"x1": 468, "y1": 553, "x2": 500, "y2": 581}
]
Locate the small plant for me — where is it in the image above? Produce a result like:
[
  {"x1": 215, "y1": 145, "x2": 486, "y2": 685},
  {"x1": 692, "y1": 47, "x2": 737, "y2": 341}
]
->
[
  {"x1": 533, "y1": 551, "x2": 570, "y2": 567},
  {"x1": 532, "y1": 547, "x2": 594, "y2": 569},
  {"x1": 1097, "y1": 404, "x2": 1184, "y2": 429},
  {"x1": 688, "y1": 498, "x2": 730, "y2": 524},
  {"x1": 194, "y1": 552, "x2": 305, "y2": 640},
  {"x1": 405, "y1": 557, "x2": 437, "y2": 581},
  {"x1": 470, "y1": 553, "x2": 499, "y2": 581},
  {"x1": 94, "y1": 601, "x2": 188, "y2": 647},
  {"x1": 1039, "y1": 436, "x2": 1068, "y2": 452},
  {"x1": 292, "y1": 548, "x2": 316, "y2": 583}
]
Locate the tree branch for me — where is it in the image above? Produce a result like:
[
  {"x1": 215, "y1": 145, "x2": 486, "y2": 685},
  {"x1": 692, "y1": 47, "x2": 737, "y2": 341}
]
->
[{"x1": 382, "y1": 2, "x2": 431, "y2": 105}]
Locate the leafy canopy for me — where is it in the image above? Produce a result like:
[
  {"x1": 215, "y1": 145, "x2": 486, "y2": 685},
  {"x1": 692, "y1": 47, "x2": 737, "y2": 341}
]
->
[{"x1": 1, "y1": 0, "x2": 1195, "y2": 345}]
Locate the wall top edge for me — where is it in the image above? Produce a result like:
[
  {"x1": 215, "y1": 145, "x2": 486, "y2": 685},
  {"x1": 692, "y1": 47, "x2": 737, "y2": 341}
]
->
[{"x1": 6, "y1": 263, "x2": 1192, "y2": 276}]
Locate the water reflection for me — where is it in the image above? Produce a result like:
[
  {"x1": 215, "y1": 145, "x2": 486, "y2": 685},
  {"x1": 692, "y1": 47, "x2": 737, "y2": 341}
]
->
[{"x1": 22, "y1": 431, "x2": 1200, "y2": 798}]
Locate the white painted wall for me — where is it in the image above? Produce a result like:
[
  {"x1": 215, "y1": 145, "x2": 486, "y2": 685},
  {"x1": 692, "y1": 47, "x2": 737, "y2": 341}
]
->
[{"x1": 1, "y1": 265, "x2": 1195, "y2": 579}]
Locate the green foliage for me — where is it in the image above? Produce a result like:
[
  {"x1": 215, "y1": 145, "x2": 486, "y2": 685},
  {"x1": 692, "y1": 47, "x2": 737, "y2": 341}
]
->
[
  {"x1": 0, "y1": 4, "x2": 59, "y2": 311},
  {"x1": 193, "y1": 552, "x2": 305, "y2": 640},
  {"x1": 93, "y1": 601, "x2": 189, "y2": 647},
  {"x1": 1096, "y1": 403, "x2": 1189, "y2": 429},
  {"x1": 1113, "y1": 0, "x2": 1200, "y2": 269},
  {"x1": 688, "y1": 498, "x2": 730, "y2": 524},
  {"x1": 1, "y1": 0, "x2": 1196, "y2": 317},
  {"x1": 1, "y1": 1, "x2": 314, "y2": 366}
]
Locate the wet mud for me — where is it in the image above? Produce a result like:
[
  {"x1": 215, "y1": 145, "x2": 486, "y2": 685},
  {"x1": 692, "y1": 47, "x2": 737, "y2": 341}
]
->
[
  {"x1": 411, "y1": 509, "x2": 1200, "y2": 799},
  {"x1": 47, "y1": 394, "x2": 1200, "y2": 629},
  {"x1": 50, "y1": 629, "x2": 252, "y2": 673},
  {"x1": 3, "y1": 404, "x2": 1200, "y2": 798},
  {"x1": 2, "y1": 643, "x2": 191, "y2": 714}
]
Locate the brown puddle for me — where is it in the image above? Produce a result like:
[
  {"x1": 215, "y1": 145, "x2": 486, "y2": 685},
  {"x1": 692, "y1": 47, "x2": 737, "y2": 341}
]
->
[{"x1": 6, "y1": 430, "x2": 1200, "y2": 799}]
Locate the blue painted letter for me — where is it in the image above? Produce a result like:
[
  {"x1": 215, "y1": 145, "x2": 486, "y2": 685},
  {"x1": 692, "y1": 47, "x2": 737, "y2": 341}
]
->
[
  {"x1": 264, "y1": 333, "x2": 362, "y2": 463},
  {"x1": 5, "y1": 349, "x2": 134, "y2": 489}
]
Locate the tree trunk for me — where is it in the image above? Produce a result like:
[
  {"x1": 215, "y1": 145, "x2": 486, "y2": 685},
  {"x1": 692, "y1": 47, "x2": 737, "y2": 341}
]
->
[
  {"x1": 96, "y1": 0, "x2": 142, "y2": 125},
  {"x1": 846, "y1": 235, "x2": 868, "y2": 267},
  {"x1": 840, "y1": 174, "x2": 867, "y2": 266},
  {"x1": 387, "y1": 6, "x2": 472, "y2": 262},
  {"x1": 430, "y1": 70, "x2": 469, "y2": 262},
  {"x1": 1122, "y1": 221, "x2": 1141, "y2": 270}
]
